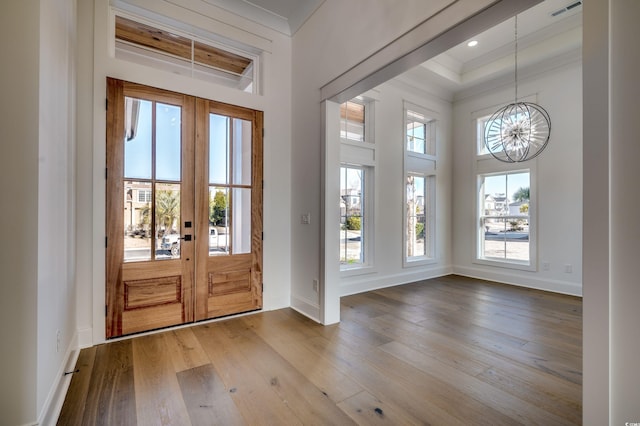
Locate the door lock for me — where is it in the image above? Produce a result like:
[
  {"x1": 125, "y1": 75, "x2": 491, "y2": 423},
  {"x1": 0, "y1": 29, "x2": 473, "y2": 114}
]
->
[{"x1": 180, "y1": 235, "x2": 192, "y2": 241}]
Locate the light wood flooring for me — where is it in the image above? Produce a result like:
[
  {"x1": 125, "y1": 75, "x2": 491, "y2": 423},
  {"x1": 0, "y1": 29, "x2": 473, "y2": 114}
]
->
[{"x1": 57, "y1": 275, "x2": 582, "y2": 425}]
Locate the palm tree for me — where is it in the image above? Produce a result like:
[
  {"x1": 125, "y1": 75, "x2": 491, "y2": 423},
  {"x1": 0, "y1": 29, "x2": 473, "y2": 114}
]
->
[
  {"x1": 513, "y1": 186, "x2": 530, "y2": 202},
  {"x1": 155, "y1": 189, "x2": 180, "y2": 233}
]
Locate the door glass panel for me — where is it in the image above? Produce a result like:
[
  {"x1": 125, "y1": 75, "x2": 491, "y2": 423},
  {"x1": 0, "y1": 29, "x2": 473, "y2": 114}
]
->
[
  {"x1": 155, "y1": 183, "x2": 181, "y2": 259},
  {"x1": 156, "y1": 103, "x2": 181, "y2": 181},
  {"x1": 232, "y1": 118, "x2": 252, "y2": 185},
  {"x1": 209, "y1": 187, "x2": 229, "y2": 256},
  {"x1": 124, "y1": 180, "x2": 152, "y2": 262},
  {"x1": 209, "y1": 114, "x2": 229, "y2": 184},
  {"x1": 232, "y1": 188, "x2": 252, "y2": 254},
  {"x1": 124, "y1": 98, "x2": 152, "y2": 179}
]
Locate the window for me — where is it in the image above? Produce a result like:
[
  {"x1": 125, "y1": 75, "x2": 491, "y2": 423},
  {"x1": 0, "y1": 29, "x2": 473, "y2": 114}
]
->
[
  {"x1": 404, "y1": 103, "x2": 437, "y2": 265},
  {"x1": 340, "y1": 101, "x2": 365, "y2": 142},
  {"x1": 406, "y1": 175, "x2": 434, "y2": 261},
  {"x1": 406, "y1": 109, "x2": 436, "y2": 156},
  {"x1": 475, "y1": 110, "x2": 536, "y2": 269},
  {"x1": 113, "y1": 14, "x2": 258, "y2": 93},
  {"x1": 340, "y1": 166, "x2": 365, "y2": 267},
  {"x1": 137, "y1": 189, "x2": 152, "y2": 203},
  {"x1": 478, "y1": 170, "x2": 532, "y2": 265}
]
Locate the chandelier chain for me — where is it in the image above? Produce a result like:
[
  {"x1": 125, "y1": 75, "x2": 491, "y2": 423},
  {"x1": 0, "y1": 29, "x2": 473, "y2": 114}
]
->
[{"x1": 514, "y1": 15, "x2": 518, "y2": 103}]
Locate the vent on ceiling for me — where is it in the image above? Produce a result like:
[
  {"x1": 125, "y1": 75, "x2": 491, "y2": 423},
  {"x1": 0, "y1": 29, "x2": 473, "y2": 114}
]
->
[{"x1": 551, "y1": 1, "x2": 582, "y2": 17}]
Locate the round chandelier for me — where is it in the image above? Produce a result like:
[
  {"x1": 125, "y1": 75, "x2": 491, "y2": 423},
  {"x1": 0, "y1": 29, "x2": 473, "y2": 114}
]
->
[{"x1": 483, "y1": 15, "x2": 551, "y2": 163}]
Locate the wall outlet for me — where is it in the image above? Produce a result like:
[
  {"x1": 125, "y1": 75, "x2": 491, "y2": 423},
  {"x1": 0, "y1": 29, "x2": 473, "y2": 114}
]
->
[
  {"x1": 312, "y1": 279, "x2": 319, "y2": 292},
  {"x1": 564, "y1": 264, "x2": 573, "y2": 273},
  {"x1": 301, "y1": 213, "x2": 311, "y2": 225}
]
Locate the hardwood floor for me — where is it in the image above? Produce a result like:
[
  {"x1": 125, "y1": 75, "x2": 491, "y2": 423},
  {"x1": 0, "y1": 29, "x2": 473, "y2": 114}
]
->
[{"x1": 57, "y1": 275, "x2": 582, "y2": 425}]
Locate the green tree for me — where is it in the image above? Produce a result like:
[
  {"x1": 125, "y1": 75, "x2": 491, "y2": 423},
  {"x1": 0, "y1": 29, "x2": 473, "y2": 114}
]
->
[
  {"x1": 513, "y1": 187, "x2": 530, "y2": 202},
  {"x1": 345, "y1": 216, "x2": 361, "y2": 230},
  {"x1": 209, "y1": 190, "x2": 228, "y2": 226}
]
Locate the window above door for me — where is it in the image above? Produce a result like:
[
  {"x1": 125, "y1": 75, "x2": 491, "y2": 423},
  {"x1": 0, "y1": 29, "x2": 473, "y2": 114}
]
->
[{"x1": 112, "y1": 12, "x2": 260, "y2": 93}]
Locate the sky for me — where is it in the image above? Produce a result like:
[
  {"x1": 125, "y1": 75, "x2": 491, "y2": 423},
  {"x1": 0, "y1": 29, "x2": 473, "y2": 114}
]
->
[
  {"x1": 124, "y1": 99, "x2": 181, "y2": 181},
  {"x1": 124, "y1": 100, "x2": 232, "y2": 186},
  {"x1": 484, "y1": 171, "x2": 529, "y2": 200}
]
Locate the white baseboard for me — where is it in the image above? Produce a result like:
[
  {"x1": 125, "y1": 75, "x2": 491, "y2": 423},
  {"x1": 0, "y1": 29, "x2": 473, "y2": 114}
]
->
[
  {"x1": 290, "y1": 295, "x2": 321, "y2": 323},
  {"x1": 340, "y1": 265, "x2": 453, "y2": 297},
  {"x1": 37, "y1": 331, "x2": 81, "y2": 426},
  {"x1": 452, "y1": 265, "x2": 583, "y2": 297},
  {"x1": 76, "y1": 326, "x2": 93, "y2": 349}
]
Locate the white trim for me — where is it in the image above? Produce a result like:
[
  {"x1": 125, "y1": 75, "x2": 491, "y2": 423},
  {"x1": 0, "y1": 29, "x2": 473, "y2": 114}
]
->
[
  {"x1": 37, "y1": 332, "x2": 81, "y2": 426},
  {"x1": 453, "y1": 266, "x2": 582, "y2": 297},
  {"x1": 290, "y1": 295, "x2": 321, "y2": 323},
  {"x1": 76, "y1": 327, "x2": 94, "y2": 349},
  {"x1": 340, "y1": 266, "x2": 452, "y2": 297}
]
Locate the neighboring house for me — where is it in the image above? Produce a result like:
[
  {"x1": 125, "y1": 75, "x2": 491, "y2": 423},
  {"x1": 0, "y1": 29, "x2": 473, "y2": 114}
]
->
[
  {"x1": 124, "y1": 183, "x2": 152, "y2": 234},
  {"x1": 508, "y1": 200, "x2": 528, "y2": 216},
  {"x1": 484, "y1": 193, "x2": 510, "y2": 216}
]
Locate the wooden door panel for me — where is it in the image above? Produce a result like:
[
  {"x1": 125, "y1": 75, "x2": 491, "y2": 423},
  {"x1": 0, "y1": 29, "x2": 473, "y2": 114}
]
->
[
  {"x1": 194, "y1": 100, "x2": 263, "y2": 322},
  {"x1": 106, "y1": 78, "x2": 196, "y2": 338}
]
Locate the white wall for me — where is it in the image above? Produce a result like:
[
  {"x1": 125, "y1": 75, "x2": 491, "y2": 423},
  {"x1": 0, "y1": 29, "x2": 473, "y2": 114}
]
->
[
  {"x1": 0, "y1": 2, "x2": 40, "y2": 424},
  {"x1": 337, "y1": 80, "x2": 453, "y2": 297},
  {"x1": 0, "y1": 0, "x2": 77, "y2": 424},
  {"x1": 37, "y1": 0, "x2": 78, "y2": 422},
  {"x1": 609, "y1": 0, "x2": 640, "y2": 422},
  {"x1": 452, "y1": 61, "x2": 582, "y2": 296},
  {"x1": 582, "y1": 2, "x2": 609, "y2": 422},
  {"x1": 78, "y1": 0, "x2": 293, "y2": 344}
]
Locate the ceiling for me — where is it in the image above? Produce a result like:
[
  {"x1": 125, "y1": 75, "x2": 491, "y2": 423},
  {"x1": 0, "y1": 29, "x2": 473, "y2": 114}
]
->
[
  {"x1": 200, "y1": 0, "x2": 582, "y2": 95},
  {"x1": 202, "y1": 0, "x2": 325, "y2": 35},
  {"x1": 408, "y1": 0, "x2": 583, "y2": 96}
]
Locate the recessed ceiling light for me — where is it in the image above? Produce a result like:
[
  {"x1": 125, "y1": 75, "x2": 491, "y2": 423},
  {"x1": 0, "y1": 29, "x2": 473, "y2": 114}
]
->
[{"x1": 467, "y1": 40, "x2": 478, "y2": 47}]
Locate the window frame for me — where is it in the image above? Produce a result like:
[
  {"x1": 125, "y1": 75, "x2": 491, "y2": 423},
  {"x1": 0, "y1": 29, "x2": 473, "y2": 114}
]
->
[
  {"x1": 339, "y1": 163, "x2": 375, "y2": 274},
  {"x1": 403, "y1": 102, "x2": 438, "y2": 267},
  {"x1": 404, "y1": 173, "x2": 436, "y2": 266},
  {"x1": 474, "y1": 109, "x2": 538, "y2": 271}
]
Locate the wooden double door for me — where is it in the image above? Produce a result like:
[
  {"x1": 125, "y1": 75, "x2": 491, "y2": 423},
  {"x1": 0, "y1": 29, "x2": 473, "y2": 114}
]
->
[{"x1": 106, "y1": 78, "x2": 263, "y2": 338}]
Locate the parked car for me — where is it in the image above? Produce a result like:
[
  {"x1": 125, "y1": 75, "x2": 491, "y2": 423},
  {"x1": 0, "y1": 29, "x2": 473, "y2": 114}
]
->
[
  {"x1": 160, "y1": 227, "x2": 228, "y2": 257},
  {"x1": 209, "y1": 227, "x2": 228, "y2": 252},
  {"x1": 161, "y1": 233, "x2": 181, "y2": 256}
]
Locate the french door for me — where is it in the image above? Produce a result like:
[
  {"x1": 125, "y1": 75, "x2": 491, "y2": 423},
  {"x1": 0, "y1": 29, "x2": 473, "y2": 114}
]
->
[{"x1": 106, "y1": 78, "x2": 262, "y2": 338}]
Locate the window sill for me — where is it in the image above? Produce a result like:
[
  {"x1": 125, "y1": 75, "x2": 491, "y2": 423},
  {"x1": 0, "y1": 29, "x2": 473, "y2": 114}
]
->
[
  {"x1": 473, "y1": 257, "x2": 536, "y2": 272},
  {"x1": 340, "y1": 264, "x2": 376, "y2": 278},
  {"x1": 403, "y1": 257, "x2": 437, "y2": 268}
]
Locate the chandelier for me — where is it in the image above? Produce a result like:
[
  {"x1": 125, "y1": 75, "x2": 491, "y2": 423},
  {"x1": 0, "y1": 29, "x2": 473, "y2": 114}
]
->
[{"x1": 484, "y1": 15, "x2": 551, "y2": 163}]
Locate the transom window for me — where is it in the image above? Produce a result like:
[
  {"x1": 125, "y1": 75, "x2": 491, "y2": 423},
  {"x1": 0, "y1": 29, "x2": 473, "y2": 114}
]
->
[
  {"x1": 406, "y1": 109, "x2": 436, "y2": 156},
  {"x1": 114, "y1": 14, "x2": 258, "y2": 93},
  {"x1": 340, "y1": 101, "x2": 366, "y2": 142}
]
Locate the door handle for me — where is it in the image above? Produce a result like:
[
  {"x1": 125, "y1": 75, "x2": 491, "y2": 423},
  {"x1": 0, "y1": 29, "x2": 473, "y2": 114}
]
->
[{"x1": 180, "y1": 235, "x2": 192, "y2": 241}]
